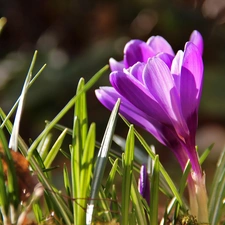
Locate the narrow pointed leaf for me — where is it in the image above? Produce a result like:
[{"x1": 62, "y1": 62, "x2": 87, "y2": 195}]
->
[
  {"x1": 28, "y1": 65, "x2": 109, "y2": 158},
  {"x1": 150, "y1": 155, "x2": 160, "y2": 225},
  {"x1": 122, "y1": 125, "x2": 135, "y2": 225},
  {"x1": 86, "y1": 99, "x2": 120, "y2": 225},
  {"x1": 44, "y1": 129, "x2": 67, "y2": 168},
  {"x1": 209, "y1": 146, "x2": 225, "y2": 225}
]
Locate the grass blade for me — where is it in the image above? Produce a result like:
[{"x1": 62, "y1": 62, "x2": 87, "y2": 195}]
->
[
  {"x1": 209, "y1": 146, "x2": 225, "y2": 225},
  {"x1": 28, "y1": 65, "x2": 109, "y2": 158},
  {"x1": 150, "y1": 155, "x2": 160, "y2": 225},
  {"x1": 121, "y1": 125, "x2": 134, "y2": 225},
  {"x1": 86, "y1": 99, "x2": 120, "y2": 225},
  {"x1": 43, "y1": 128, "x2": 67, "y2": 168}
]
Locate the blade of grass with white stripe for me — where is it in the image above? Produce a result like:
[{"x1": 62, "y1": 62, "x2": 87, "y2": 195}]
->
[
  {"x1": 43, "y1": 128, "x2": 67, "y2": 168},
  {"x1": 86, "y1": 99, "x2": 120, "y2": 225},
  {"x1": 80, "y1": 123, "x2": 96, "y2": 221},
  {"x1": 9, "y1": 69, "x2": 32, "y2": 152},
  {"x1": 209, "y1": 146, "x2": 225, "y2": 225},
  {"x1": 1, "y1": 51, "x2": 46, "y2": 129},
  {"x1": 121, "y1": 125, "x2": 134, "y2": 225},
  {"x1": 28, "y1": 65, "x2": 109, "y2": 158},
  {"x1": 150, "y1": 155, "x2": 159, "y2": 225}
]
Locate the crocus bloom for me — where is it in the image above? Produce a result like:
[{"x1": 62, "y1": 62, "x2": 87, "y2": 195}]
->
[
  {"x1": 96, "y1": 31, "x2": 208, "y2": 222},
  {"x1": 138, "y1": 165, "x2": 150, "y2": 205}
]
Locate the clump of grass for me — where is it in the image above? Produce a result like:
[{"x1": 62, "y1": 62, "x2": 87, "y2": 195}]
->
[{"x1": 0, "y1": 52, "x2": 224, "y2": 225}]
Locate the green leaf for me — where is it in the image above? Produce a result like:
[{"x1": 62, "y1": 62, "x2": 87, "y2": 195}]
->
[
  {"x1": 121, "y1": 125, "x2": 135, "y2": 225},
  {"x1": 37, "y1": 133, "x2": 52, "y2": 161},
  {"x1": 44, "y1": 129, "x2": 67, "y2": 168},
  {"x1": 150, "y1": 155, "x2": 160, "y2": 225},
  {"x1": 130, "y1": 174, "x2": 147, "y2": 225},
  {"x1": 86, "y1": 99, "x2": 120, "y2": 225},
  {"x1": 0, "y1": 128, "x2": 19, "y2": 210},
  {"x1": 0, "y1": 133, "x2": 8, "y2": 215},
  {"x1": 27, "y1": 65, "x2": 109, "y2": 159},
  {"x1": 63, "y1": 164, "x2": 73, "y2": 213},
  {"x1": 80, "y1": 123, "x2": 96, "y2": 198},
  {"x1": 105, "y1": 158, "x2": 119, "y2": 196},
  {"x1": 209, "y1": 146, "x2": 225, "y2": 225},
  {"x1": 71, "y1": 117, "x2": 82, "y2": 225},
  {"x1": 1, "y1": 51, "x2": 46, "y2": 129},
  {"x1": 75, "y1": 78, "x2": 88, "y2": 149}
]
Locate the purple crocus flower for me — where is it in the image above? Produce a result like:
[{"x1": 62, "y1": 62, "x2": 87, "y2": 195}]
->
[
  {"x1": 138, "y1": 165, "x2": 150, "y2": 205},
  {"x1": 96, "y1": 30, "x2": 208, "y2": 222}
]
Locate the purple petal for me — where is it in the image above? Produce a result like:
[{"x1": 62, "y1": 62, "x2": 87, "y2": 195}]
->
[
  {"x1": 143, "y1": 57, "x2": 189, "y2": 139},
  {"x1": 128, "y1": 62, "x2": 145, "y2": 84},
  {"x1": 180, "y1": 42, "x2": 203, "y2": 124},
  {"x1": 157, "y1": 52, "x2": 174, "y2": 69},
  {"x1": 96, "y1": 87, "x2": 191, "y2": 170},
  {"x1": 109, "y1": 58, "x2": 124, "y2": 72},
  {"x1": 147, "y1": 35, "x2": 175, "y2": 56},
  {"x1": 171, "y1": 50, "x2": 184, "y2": 93},
  {"x1": 109, "y1": 71, "x2": 171, "y2": 125},
  {"x1": 124, "y1": 40, "x2": 155, "y2": 68},
  {"x1": 95, "y1": 87, "x2": 168, "y2": 145},
  {"x1": 189, "y1": 30, "x2": 204, "y2": 56}
]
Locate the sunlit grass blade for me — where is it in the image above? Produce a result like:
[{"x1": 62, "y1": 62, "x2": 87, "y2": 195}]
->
[
  {"x1": 105, "y1": 158, "x2": 119, "y2": 196},
  {"x1": 97, "y1": 187, "x2": 112, "y2": 222},
  {"x1": 0, "y1": 128, "x2": 19, "y2": 214},
  {"x1": 1, "y1": 51, "x2": 46, "y2": 129},
  {"x1": 63, "y1": 164, "x2": 73, "y2": 212},
  {"x1": 121, "y1": 125, "x2": 134, "y2": 225},
  {"x1": 131, "y1": 174, "x2": 148, "y2": 225},
  {"x1": 111, "y1": 184, "x2": 120, "y2": 220},
  {"x1": 80, "y1": 123, "x2": 95, "y2": 198},
  {"x1": 150, "y1": 155, "x2": 159, "y2": 225},
  {"x1": 0, "y1": 134, "x2": 8, "y2": 217},
  {"x1": 209, "y1": 146, "x2": 225, "y2": 225},
  {"x1": 37, "y1": 133, "x2": 52, "y2": 161},
  {"x1": 0, "y1": 17, "x2": 7, "y2": 34},
  {"x1": 75, "y1": 78, "x2": 88, "y2": 149},
  {"x1": 86, "y1": 99, "x2": 120, "y2": 225},
  {"x1": 43, "y1": 128, "x2": 67, "y2": 168},
  {"x1": 199, "y1": 144, "x2": 214, "y2": 164},
  {"x1": 28, "y1": 65, "x2": 109, "y2": 158},
  {"x1": 71, "y1": 117, "x2": 82, "y2": 225},
  {"x1": 32, "y1": 202, "x2": 43, "y2": 224},
  {"x1": 9, "y1": 69, "x2": 32, "y2": 152}
]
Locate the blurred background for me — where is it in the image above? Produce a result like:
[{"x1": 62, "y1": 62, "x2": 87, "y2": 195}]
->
[{"x1": 0, "y1": 0, "x2": 225, "y2": 187}]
